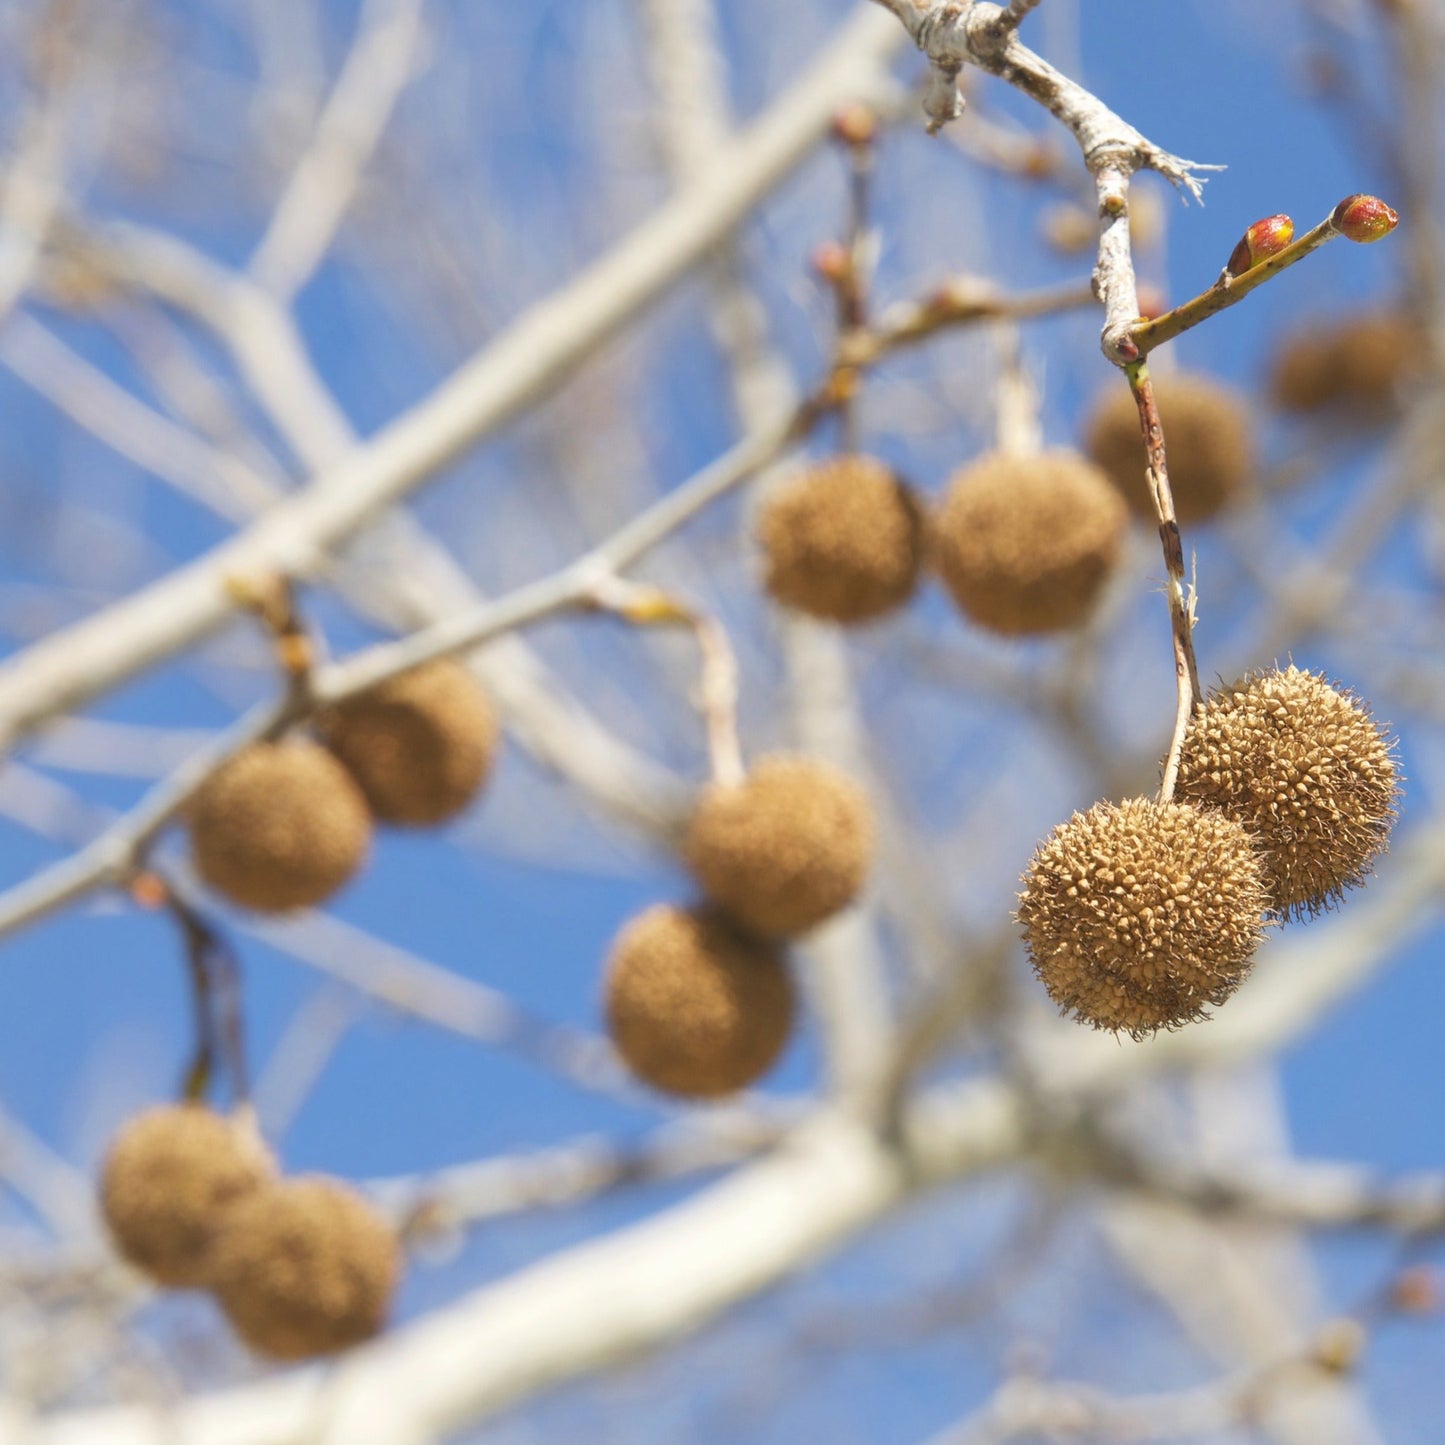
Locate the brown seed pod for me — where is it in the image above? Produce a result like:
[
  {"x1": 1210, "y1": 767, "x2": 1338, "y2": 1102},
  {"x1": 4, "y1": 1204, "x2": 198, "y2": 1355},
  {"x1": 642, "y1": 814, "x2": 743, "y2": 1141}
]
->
[
  {"x1": 188, "y1": 740, "x2": 371, "y2": 912},
  {"x1": 683, "y1": 755, "x2": 872, "y2": 937},
  {"x1": 1083, "y1": 373, "x2": 1254, "y2": 526},
  {"x1": 100, "y1": 1104, "x2": 274, "y2": 1288},
  {"x1": 932, "y1": 450, "x2": 1128, "y2": 636},
  {"x1": 604, "y1": 903, "x2": 794, "y2": 1098},
  {"x1": 1268, "y1": 310, "x2": 1418, "y2": 422},
  {"x1": 319, "y1": 659, "x2": 500, "y2": 826},
  {"x1": 210, "y1": 1176, "x2": 402, "y2": 1360},
  {"x1": 1018, "y1": 797, "x2": 1269, "y2": 1038},
  {"x1": 757, "y1": 455, "x2": 925, "y2": 624},
  {"x1": 1176, "y1": 666, "x2": 1400, "y2": 919}
]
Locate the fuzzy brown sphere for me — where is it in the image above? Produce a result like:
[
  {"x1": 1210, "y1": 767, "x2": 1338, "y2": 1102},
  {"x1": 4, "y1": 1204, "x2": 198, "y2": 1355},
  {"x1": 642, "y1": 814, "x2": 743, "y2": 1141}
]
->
[
  {"x1": 100, "y1": 1105, "x2": 274, "y2": 1288},
  {"x1": 1084, "y1": 374, "x2": 1254, "y2": 526},
  {"x1": 1268, "y1": 311, "x2": 1418, "y2": 421},
  {"x1": 757, "y1": 455, "x2": 925, "y2": 623},
  {"x1": 932, "y1": 450, "x2": 1128, "y2": 636},
  {"x1": 1018, "y1": 798, "x2": 1269, "y2": 1038},
  {"x1": 210, "y1": 1176, "x2": 402, "y2": 1360},
  {"x1": 320, "y1": 659, "x2": 500, "y2": 826},
  {"x1": 683, "y1": 755, "x2": 872, "y2": 937},
  {"x1": 604, "y1": 904, "x2": 795, "y2": 1098},
  {"x1": 1176, "y1": 666, "x2": 1400, "y2": 919},
  {"x1": 188, "y1": 740, "x2": 371, "y2": 912}
]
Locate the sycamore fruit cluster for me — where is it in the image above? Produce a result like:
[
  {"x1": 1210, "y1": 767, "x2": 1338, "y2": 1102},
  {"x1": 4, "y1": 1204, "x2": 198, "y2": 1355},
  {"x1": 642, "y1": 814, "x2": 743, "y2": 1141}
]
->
[
  {"x1": 1175, "y1": 666, "x2": 1400, "y2": 920},
  {"x1": 757, "y1": 454, "x2": 925, "y2": 624},
  {"x1": 1020, "y1": 667, "x2": 1399, "y2": 1035},
  {"x1": 188, "y1": 659, "x2": 499, "y2": 913},
  {"x1": 605, "y1": 905, "x2": 795, "y2": 1098},
  {"x1": 1017, "y1": 798, "x2": 1267, "y2": 1038},
  {"x1": 933, "y1": 450, "x2": 1127, "y2": 636},
  {"x1": 101, "y1": 1104, "x2": 401, "y2": 1360},
  {"x1": 603, "y1": 754, "x2": 871, "y2": 1099}
]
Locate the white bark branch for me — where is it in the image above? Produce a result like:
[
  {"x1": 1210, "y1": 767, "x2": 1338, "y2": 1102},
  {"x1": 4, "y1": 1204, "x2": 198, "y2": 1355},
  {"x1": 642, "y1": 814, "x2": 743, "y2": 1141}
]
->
[
  {"x1": 0, "y1": 6, "x2": 905, "y2": 751},
  {"x1": 249, "y1": 0, "x2": 427, "y2": 300}
]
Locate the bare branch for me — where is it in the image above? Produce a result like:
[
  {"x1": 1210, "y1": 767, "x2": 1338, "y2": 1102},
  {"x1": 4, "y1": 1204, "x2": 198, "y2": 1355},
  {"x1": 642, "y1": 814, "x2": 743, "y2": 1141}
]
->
[
  {"x1": 0, "y1": 7, "x2": 906, "y2": 751},
  {"x1": 249, "y1": 0, "x2": 427, "y2": 300}
]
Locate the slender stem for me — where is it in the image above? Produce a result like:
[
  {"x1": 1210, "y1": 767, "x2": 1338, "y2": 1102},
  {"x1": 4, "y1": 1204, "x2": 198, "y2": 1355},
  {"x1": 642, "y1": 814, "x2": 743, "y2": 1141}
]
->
[
  {"x1": 1124, "y1": 361, "x2": 1201, "y2": 803},
  {"x1": 585, "y1": 578, "x2": 745, "y2": 788}
]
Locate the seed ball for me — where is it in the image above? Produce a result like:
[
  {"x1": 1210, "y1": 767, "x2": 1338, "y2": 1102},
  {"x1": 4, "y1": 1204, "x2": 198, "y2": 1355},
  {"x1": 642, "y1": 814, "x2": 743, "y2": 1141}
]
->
[
  {"x1": 210, "y1": 1176, "x2": 402, "y2": 1360},
  {"x1": 932, "y1": 450, "x2": 1128, "y2": 636},
  {"x1": 100, "y1": 1104, "x2": 274, "y2": 1288},
  {"x1": 1084, "y1": 374, "x2": 1254, "y2": 526},
  {"x1": 757, "y1": 455, "x2": 925, "y2": 624},
  {"x1": 604, "y1": 904, "x2": 795, "y2": 1098},
  {"x1": 1017, "y1": 797, "x2": 1269, "y2": 1038},
  {"x1": 1268, "y1": 310, "x2": 1418, "y2": 421},
  {"x1": 319, "y1": 659, "x2": 499, "y2": 826},
  {"x1": 683, "y1": 755, "x2": 872, "y2": 937},
  {"x1": 1175, "y1": 666, "x2": 1400, "y2": 919},
  {"x1": 188, "y1": 740, "x2": 371, "y2": 912}
]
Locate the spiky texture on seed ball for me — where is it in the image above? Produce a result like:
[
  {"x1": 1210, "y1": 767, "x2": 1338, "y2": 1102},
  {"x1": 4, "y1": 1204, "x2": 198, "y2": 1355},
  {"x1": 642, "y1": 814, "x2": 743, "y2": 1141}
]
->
[
  {"x1": 1268, "y1": 311, "x2": 1418, "y2": 422},
  {"x1": 1018, "y1": 798, "x2": 1269, "y2": 1038},
  {"x1": 210, "y1": 1176, "x2": 401, "y2": 1360},
  {"x1": 1175, "y1": 666, "x2": 1400, "y2": 919},
  {"x1": 932, "y1": 450, "x2": 1128, "y2": 636},
  {"x1": 1084, "y1": 374, "x2": 1254, "y2": 526},
  {"x1": 756, "y1": 455, "x2": 925, "y2": 624},
  {"x1": 320, "y1": 659, "x2": 499, "y2": 826},
  {"x1": 100, "y1": 1104, "x2": 274, "y2": 1288},
  {"x1": 188, "y1": 740, "x2": 371, "y2": 912},
  {"x1": 604, "y1": 904, "x2": 794, "y2": 1098},
  {"x1": 683, "y1": 755, "x2": 872, "y2": 937}
]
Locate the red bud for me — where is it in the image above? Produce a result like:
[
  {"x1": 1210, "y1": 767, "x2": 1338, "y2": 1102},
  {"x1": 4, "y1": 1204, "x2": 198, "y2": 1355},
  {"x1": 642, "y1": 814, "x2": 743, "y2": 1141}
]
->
[
  {"x1": 831, "y1": 103, "x2": 878, "y2": 148},
  {"x1": 1331, "y1": 194, "x2": 1399, "y2": 243},
  {"x1": 1225, "y1": 214, "x2": 1295, "y2": 277},
  {"x1": 1135, "y1": 283, "x2": 1168, "y2": 320},
  {"x1": 810, "y1": 242, "x2": 851, "y2": 286},
  {"x1": 1390, "y1": 1266, "x2": 1441, "y2": 1316}
]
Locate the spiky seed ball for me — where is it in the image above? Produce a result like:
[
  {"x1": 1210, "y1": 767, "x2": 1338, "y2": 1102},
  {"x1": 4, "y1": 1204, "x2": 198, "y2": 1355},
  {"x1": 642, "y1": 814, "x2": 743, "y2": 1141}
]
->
[
  {"x1": 1018, "y1": 798, "x2": 1269, "y2": 1038},
  {"x1": 683, "y1": 755, "x2": 872, "y2": 937},
  {"x1": 320, "y1": 659, "x2": 499, "y2": 826},
  {"x1": 1084, "y1": 374, "x2": 1254, "y2": 526},
  {"x1": 188, "y1": 740, "x2": 371, "y2": 912},
  {"x1": 1268, "y1": 311, "x2": 1418, "y2": 421},
  {"x1": 932, "y1": 450, "x2": 1128, "y2": 636},
  {"x1": 1175, "y1": 666, "x2": 1400, "y2": 919},
  {"x1": 756, "y1": 455, "x2": 925, "y2": 624},
  {"x1": 100, "y1": 1104, "x2": 274, "y2": 1288},
  {"x1": 604, "y1": 904, "x2": 795, "y2": 1098},
  {"x1": 210, "y1": 1176, "x2": 402, "y2": 1360}
]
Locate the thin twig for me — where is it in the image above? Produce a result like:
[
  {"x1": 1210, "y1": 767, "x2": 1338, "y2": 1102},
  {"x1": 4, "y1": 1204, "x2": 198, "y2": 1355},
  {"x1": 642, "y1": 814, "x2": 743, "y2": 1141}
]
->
[{"x1": 1123, "y1": 361, "x2": 1201, "y2": 803}]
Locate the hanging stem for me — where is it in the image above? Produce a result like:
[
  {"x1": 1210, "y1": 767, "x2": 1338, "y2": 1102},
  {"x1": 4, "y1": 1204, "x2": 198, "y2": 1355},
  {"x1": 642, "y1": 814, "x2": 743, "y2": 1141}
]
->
[
  {"x1": 156, "y1": 878, "x2": 252, "y2": 1104},
  {"x1": 1125, "y1": 361, "x2": 1201, "y2": 803}
]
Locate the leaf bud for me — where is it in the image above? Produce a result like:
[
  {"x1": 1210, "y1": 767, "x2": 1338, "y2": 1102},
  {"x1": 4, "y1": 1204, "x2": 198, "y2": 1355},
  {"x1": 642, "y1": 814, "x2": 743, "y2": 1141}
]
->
[
  {"x1": 1225, "y1": 214, "x2": 1295, "y2": 277},
  {"x1": 831, "y1": 102, "x2": 878, "y2": 149},
  {"x1": 810, "y1": 241, "x2": 852, "y2": 287},
  {"x1": 1331, "y1": 194, "x2": 1399, "y2": 243}
]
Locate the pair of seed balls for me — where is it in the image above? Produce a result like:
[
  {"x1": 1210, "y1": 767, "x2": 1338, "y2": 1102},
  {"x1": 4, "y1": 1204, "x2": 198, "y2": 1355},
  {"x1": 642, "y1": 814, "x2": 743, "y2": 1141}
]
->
[
  {"x1": 603, "y1": 754, "x2": 873, "y2": 1099},
  {"x1": 188, "y1": 659, "x2": 498, "y2": 913},
  {"x1": 100, "y1": 1104, "x2": 401, "y2": 1360},
  {"x1": 1019, "y1": 667, "x2": 1399, "y2": 1038},
  {"x1": 757, "y1": 375, "x2": 1253, "y2": 639}
]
